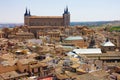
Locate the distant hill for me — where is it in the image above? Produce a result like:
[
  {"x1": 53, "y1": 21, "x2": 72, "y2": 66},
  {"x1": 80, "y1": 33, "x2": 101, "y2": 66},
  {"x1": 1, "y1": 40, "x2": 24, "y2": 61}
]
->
[
  {"x1": 107, "y1": 20, "x2": 120, "y2": 26},
  {"x1": 71, "y1": 20, "x2": 120, "y2": 26},
  {"x1": 0, "y1": 23, "x2": 23, "y2": 28}
]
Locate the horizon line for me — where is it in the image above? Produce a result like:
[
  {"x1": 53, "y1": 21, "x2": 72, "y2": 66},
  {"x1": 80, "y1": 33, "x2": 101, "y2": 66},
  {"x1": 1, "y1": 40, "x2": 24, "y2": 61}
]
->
[{"x1": 0, "y1": 20, "x2": 120, "y2": 24}]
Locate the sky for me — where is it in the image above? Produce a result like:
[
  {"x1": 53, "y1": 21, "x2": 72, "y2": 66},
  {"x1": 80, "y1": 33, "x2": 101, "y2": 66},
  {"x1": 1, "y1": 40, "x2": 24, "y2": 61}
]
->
[{"x1": 0, "y1": 0, "x2": 120, "y2": 23}]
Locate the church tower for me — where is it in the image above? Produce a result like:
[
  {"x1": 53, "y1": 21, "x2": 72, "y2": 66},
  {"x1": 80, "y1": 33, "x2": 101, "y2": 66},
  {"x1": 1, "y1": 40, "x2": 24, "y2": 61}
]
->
[
  {"x1": 63, "y1": 6, "x2": 70, "y2": 27},
  {"x1": 88, "y1": 36, "x2": 96, "y2": 48}
]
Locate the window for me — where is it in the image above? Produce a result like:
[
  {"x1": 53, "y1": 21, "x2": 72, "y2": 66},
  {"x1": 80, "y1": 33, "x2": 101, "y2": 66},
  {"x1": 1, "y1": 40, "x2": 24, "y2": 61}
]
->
[
  {"x1": 32, "y1": 68, "x2": 34, "y2": 73},
  {"x1": 38, "y1": 67, "x2": 40, "y2": 72},
  {"x1": 24, "y1": 69, "x2": 27, "y2": 72},
  {"x1": 15, "y1": 63, "x2": 17, "y2": 66}
]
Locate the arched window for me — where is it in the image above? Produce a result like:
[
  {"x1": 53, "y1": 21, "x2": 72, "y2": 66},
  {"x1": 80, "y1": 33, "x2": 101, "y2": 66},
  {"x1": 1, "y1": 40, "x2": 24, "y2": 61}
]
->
[{"x1": 24, "y1": 69, "x2": 27, "y2": 72}]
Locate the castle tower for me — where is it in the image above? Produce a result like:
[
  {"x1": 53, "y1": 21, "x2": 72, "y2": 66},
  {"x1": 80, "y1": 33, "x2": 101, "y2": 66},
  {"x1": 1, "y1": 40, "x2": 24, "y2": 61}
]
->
[
  {"x1": 63, "y1": 6, "x2": 70, "y2": 27},
  {"x1": 28, "y1": 9, "x2": 31, "y2": 16},
  {"x1": 24, "y1": 8, "x2": 28, "y2": 16},
  {"x1": 24, "y1": 8, "x2": 31, "y2": 26}
]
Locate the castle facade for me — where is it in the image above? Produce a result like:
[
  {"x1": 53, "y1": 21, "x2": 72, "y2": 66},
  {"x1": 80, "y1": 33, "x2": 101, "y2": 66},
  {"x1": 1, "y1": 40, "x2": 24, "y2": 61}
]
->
[{"x1": 24, "y1": 7, "x2": 70, "y2": 27}]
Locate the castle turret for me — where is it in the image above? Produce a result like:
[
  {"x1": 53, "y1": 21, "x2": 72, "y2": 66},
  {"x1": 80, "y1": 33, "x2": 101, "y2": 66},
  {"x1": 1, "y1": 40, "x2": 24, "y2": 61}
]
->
[
  {"x1": 65, "y1": 6, "x2": 68, "y2": 14},
  {"x1": 24, "y1": 8, "x2": 28, "y2": 16},
  {"x1": 24, "y1": 8, "x2": 30, "y2": 26},
  {"x1": 63, "y1": 6, "x2": 70, "y2": 27},
  {"x1": 28, "y1": 9, "x2": 31, "y2": 16}
]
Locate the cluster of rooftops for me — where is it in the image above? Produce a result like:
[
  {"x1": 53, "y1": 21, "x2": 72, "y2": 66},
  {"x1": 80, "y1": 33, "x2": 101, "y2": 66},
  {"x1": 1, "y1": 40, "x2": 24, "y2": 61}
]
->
[{"x1": 65, "y1": 36, "x2": 115, "y2": 56}]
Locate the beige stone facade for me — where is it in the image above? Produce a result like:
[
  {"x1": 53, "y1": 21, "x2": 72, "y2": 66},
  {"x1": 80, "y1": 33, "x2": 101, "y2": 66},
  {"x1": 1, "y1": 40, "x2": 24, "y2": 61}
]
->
[
  {"x1": 0, "y1": 58, "x2": 51, "y2": 79},
  {"x1": 0, "y1": 31, "x2": 5, "y2": 38},
  {"x1": 25, "y1": 16, "x2": 64, "y2": 26},
  {"x1": 64, "y1": 40, "x2": 87, "y2": 48},
  {"x1": 37, "y1": 30, "x2": 61, "y2": 41},
  {"x1": 76, "y1": 26, "x2": 95, "y2": 36},
  {"x1": 8, "y1": 30, "x2": 34, "y2": 40},
  {"x1": 64, "y1": 36, "x2": 87, "y2": 48}
]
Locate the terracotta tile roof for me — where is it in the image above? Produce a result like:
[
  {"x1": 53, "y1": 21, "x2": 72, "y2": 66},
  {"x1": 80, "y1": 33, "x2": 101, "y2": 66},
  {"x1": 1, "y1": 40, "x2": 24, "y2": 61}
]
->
[
  {"x1": 40, "y1": 57, "x2": 53, "y2": 63},
  {"x1": 30, "y1": 62, "x2": 47, "y2": 68},
  {"x1": 90, "y1": 70, "x2": 109, "y2": 78},
  {"x1": 76, "y1": 68, "x2": 86, "y2": 73},
  {"x1": 55, "y1": 73, "x2": 69, "y2": 79},
  {"x1": 65, "y1": 71, "x2": 79, "y2": 78},
  {"x1": 0, "y1": 71, "x2": 28, "y2": 80},
  {"x1": 1, "y1": 59, "x2": 17, "y2": 66},
  {"x1": 18, "y1": 58, "x2": 37, "y2": 65},
  {"x1": 16, "y1": 32, "x2": 34, "y2": 35},
  {"x1": 71, "y1": 64, "x2": 80, "y2": 68}
]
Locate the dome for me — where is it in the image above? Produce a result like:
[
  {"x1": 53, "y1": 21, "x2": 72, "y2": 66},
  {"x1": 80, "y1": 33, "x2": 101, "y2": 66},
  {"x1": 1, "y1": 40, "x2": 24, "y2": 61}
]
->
[{"x1": 102, "y1": 40, "x2": 115, "y2": 46}]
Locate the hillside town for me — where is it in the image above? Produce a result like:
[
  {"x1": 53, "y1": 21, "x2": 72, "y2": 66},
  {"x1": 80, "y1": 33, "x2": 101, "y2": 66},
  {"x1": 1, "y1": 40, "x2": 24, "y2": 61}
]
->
[{"x1": 0, "y1": 6, "x2": 120, "y2": 80}]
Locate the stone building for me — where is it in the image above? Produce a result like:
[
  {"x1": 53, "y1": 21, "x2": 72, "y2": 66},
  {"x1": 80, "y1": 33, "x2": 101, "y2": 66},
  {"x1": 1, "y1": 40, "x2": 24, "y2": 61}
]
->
[
  {"x1": 0, "y1": 31, "x2": 5, "y2": 38},
  {"x1": 37, "y1": 30, "x2": 61, "y2": 42},
  {"x1": 0, "y1": 57, "x2": 53, "y2": 80},
  {"x1": 76, "y1": 26, "x2": 95, "y2": 36},
  {"x1": 27, "y1": 26, "x2": 65, "y2": 38},
  {"x1": 24, "y1": 7, "x2": 70, "y2": 27},
  {"x1": 101, "y1": 38, "x2": 116, "y2": 53},
  {"x1": 8, "y1": 29, "x2": 34, "y2": 40},
  {"x1": 64, "y1": 36, "x2": 87, "y2": 48}
]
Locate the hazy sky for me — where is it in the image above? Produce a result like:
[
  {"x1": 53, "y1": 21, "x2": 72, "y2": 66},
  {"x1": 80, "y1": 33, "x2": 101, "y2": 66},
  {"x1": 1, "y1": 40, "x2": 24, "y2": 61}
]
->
[{"x1": 0, "y1": 0, "x2": 120, "y2": 23}]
